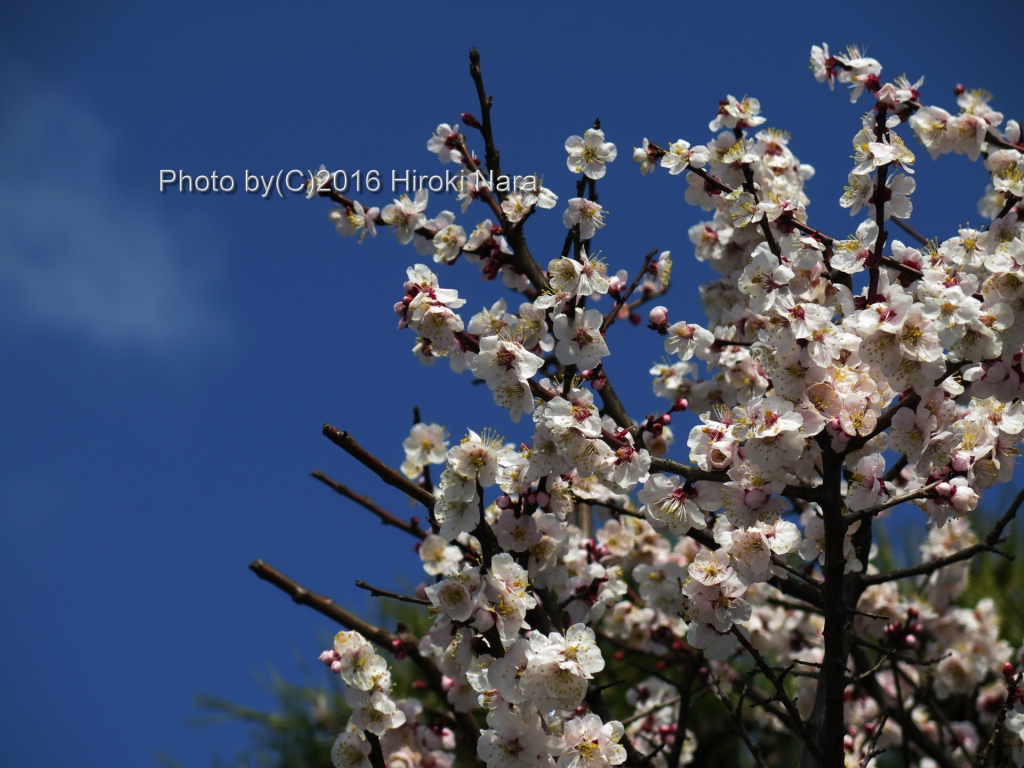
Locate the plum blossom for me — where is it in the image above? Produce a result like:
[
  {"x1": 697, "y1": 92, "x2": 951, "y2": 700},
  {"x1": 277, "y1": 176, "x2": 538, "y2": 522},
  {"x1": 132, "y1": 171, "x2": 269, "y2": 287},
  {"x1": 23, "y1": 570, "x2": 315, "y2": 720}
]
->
[
  {"x1": 557, "y1": 714, "x2": 626, "y2": 767},
  {"x1": 427, "y1": 123, "x2": 462, "y2": 163},
  {"x1": 553, "y1": 309, "x2": 610, "y2": 370},
  {"x1": 566, "y1": 128, "x2": 618, "y2": 179},
  {"x1": 563, "y1": 198, "x2": 607, "y2": 240},
  {"x1": 382, "y1": 189, "x2": 429, "y2": 244}
]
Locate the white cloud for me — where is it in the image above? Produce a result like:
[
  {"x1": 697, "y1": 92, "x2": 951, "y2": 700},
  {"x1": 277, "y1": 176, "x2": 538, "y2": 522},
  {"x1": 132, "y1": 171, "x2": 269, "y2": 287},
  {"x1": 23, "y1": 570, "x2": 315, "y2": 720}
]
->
[{"x1": 0, "y1": 65, "x2": 230, "y2": 351}]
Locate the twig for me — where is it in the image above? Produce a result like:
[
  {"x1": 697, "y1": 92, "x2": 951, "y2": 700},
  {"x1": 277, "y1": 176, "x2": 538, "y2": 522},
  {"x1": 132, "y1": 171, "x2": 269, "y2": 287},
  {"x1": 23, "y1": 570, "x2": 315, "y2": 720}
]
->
[
  {"x1": 731, "y1": 628, "x2": 821, "y2": 761},
  {"x1": 861, "y1": 485, "x2": 1024, "y2": 587},
  {"x1": 707, "y1": 666, "x2": 770, "y2": 768},
  {"x1": 859, "y1": 712, "x2": 889, "y2": 768},
  {"x1": 602, "y1": 249, "x2": 658, "y2": 332},
  {"x1": 355, "y1": 580, "x2": 430, "y2": 605},
  {"x1": 891, "y1": 658, "x2": 911, "y2": 768},
  {"x1": 892, "y1": 218, "x2": 930, "y2": 247},
  {"x1": 977, "y1": 668, "x2": 1024, "y2": 768},
  {"x1": 311, "y1": 470, "x2": 429, "y2": 539},
  {"x1": 621, "y1": 694, "x2": 682, "y2": 726},
  {"x1": 851, "y1": 646, "x2": 959, "y2": 768},
  {"x1": 322, "y1": 426, "x2": 437, "y2": 510},
  {"x1": 248, "y1": 559, "x2": 481, "y2": 742},
  {"x1": 844, "y1": 482, "x2": 941, "y2": 525}
]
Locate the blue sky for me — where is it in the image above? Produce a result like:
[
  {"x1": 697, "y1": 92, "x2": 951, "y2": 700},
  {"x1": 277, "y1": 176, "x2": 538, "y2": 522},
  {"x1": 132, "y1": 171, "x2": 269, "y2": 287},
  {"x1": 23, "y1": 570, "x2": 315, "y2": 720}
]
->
[{"x1": 2, "y1": 2, "x2": 1022, "y2": 766}]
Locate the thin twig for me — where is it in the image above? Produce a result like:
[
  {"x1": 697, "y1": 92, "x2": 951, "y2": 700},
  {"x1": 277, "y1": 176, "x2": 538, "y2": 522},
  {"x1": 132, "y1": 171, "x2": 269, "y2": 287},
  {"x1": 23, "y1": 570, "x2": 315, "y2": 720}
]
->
[
  {"x1": 312, "y1": 470, "x2": 429, "y2": 539},
  {"x1": 355, "y1": 580, "x2": 430, "y2": 605},
  {"x1": 977, "y1": 669, "x2": 1024, "y2": 768},
  {"x1": 248, "y1": 559, "x2": 481, "y2": 742},
  {"x1": 322, "y1": 426, "x2": 437, "y2": 510},
  {"x1": 707, "y1": 666, "x2": 770, "y2": 768},
  {"x1": 732, "y1": 628, "x2": 821, "y2": 761},
  {"x1": 862, "y1": 485, "x2": 1024, "y2": 586}
]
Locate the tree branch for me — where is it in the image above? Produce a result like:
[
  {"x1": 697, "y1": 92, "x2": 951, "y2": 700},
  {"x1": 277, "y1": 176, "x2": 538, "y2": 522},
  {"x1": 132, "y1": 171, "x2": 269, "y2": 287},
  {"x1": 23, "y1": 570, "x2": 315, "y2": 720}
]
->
[
  {"x1": 322, "y1": 426, "x2": 437, "y2": 510},
  {"x1": 861, "y1": 485, "x2": 1024, "y2": 587}
]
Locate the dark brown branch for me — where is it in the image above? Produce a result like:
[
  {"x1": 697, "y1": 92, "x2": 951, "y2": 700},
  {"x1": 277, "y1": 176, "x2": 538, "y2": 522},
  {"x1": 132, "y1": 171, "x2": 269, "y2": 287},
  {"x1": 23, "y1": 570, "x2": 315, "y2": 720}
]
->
[
  {"x1": 861, "y1": 485, "x2": 1024, "y2": 586},
  {"x1": 648, "y1": 456, "x2": 823, "y2": 504},
  {"x1": 602, "y1": 249, "x2": 658, "y2": 333},
  {"x1": 892, "y1": 218, "x2": 930, "y2": 247},
  {"x1": 248, "y1": 559, "x2": 481, "y2": 742},
  {"x1": 844, "y1": 482, "x2": 941, "y2": 526},
  {"x1": 851, "y1": 646, "x2": 959, "y2": 768},
  {"x1": 312, "y1": 470, "x2": 428, "y2": 539},
  {"x1": 468, "y1": 49, "x2": 503, "y2": 186},
  {"x1": 322, "y1": 426, "x2": 437, "y2": 510},
  {"x1": 732, "y1": 627, "x2": 821, "y2": 762},
  {"x1": 707, "y1": 667, "x2": 769, "y2": 768},
  {"x1": 367, "y1": 733, "x2": 386, "y2": 768},
  {"x1": 355, "y1": 579, "x2": 430, "y2": 605},
  {"x1": 250, "y1": 559, "x2": 395, "y2": 646},
  {"x1": 977, "y1": 668, "x2": 1024, "y2": 768}
]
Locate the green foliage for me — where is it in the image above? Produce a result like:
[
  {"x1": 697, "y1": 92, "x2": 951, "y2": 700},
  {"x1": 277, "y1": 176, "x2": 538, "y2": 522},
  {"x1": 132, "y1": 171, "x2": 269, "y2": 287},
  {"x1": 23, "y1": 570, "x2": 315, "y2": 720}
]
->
[{"x1": 191, "y1": 666, "x2": 350, "y2": 768}]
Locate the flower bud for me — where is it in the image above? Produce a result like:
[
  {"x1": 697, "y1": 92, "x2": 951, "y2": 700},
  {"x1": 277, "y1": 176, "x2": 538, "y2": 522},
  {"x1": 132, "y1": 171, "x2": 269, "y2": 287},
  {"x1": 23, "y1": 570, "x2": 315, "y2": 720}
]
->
[
  {"x1": 471, "y1": 607, "x2": 495, "y2": 633},
  {"x1": 648, "y1": 305, "x2": 669, "y2": 327},
  {"x1": 1004, "y1": 662, "x2": 1016, "y2": 681},
  {"x1": 951, "y1": 451, "x2": 971, "y2": 472},
  {"x1": 461, "y1": 112, "x2": 482, "y2": 129}
]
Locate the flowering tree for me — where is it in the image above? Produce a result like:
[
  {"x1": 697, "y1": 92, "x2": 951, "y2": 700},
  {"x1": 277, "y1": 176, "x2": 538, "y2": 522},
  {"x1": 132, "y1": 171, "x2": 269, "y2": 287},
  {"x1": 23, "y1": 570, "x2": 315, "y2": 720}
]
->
[{"x1": 250, "y1": 46, "x2": 1024, "y2": 768}]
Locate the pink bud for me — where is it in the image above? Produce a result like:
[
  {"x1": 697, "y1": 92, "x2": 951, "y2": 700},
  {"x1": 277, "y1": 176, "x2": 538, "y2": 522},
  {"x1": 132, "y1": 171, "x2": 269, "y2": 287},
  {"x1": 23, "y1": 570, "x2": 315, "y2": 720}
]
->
[
  {"x1": 673, "y1": 398, "x2": 689, "y2": 412},
  {"x1": 471, "y1": 608, "x2": 495, "y2": 633},
  {"x1": 951, "y1": 452, "x2": 971, "y2": 472},
  {"x1": 461, "y1": 112, "x2": 482, "y2": 129},
  {"x1": 1004, "y1": 662, "x2": 1016, "y2": 681},
  {"x1": 648, "y1": 305, "x2": 669, "y2": 327},
  {"x1": 330, "y1": 660, "x2": 343, "y2": 674},
  {"x1": 744, "y1": 488, "x2": 767, "y2": 509},
  {"x1": 660, "y1": 413, "x2": 672, "y2": 425},
  {"x1": 535, "y1": 491, "x2": 550, "y2": 507},
  {"x1": 394, "y1": 301, "x2": 408, "y2": 316},
  {"x1": 496, "y1": 495, "x2": 511, "y2": 509},
  {"x1": 903, "y1": 634, "x2": 919, "y2": 649}
]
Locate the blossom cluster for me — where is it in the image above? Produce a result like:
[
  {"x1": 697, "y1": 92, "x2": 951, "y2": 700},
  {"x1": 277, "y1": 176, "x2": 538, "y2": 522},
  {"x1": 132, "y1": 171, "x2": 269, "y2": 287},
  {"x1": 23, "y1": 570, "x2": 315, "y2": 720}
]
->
[
  {"x1": 294, "y1": 44, "x2": 1024, "y2": 768},
  {"x1": 319, "y1": 631, "x2": 457, "y2": 768}
]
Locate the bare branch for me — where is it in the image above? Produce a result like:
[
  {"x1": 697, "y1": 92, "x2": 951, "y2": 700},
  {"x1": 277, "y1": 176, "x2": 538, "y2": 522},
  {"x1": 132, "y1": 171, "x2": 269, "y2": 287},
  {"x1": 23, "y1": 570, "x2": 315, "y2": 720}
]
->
[
  {"x1": 861, "y1": 485, "x2": 1024, "y2": 587},
  {"x1": 312, "y1": 470, "x2": 429, "y2": 539},
  {"x1": 322, "y1": 426, "x2": 436, "y2": 510},
  {"x1": 707, "y1": 667, "x2": 769, "y2": 768},
  {"x1": 355, "y1": 580, "x2": 430, "y2": 606}
]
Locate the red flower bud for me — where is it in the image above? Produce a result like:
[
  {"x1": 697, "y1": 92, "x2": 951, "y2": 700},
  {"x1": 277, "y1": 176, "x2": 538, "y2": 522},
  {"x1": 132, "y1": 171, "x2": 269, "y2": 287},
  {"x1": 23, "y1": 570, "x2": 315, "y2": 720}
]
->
[{"x1": 461, "y1": 112, "x2": 482, "y2": 129}]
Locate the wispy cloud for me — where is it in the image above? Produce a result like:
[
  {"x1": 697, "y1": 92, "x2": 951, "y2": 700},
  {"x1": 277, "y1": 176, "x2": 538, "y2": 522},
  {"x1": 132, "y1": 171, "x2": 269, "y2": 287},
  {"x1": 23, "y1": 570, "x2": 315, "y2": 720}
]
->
[{"x1": 0, "y1": 65, "x2": 230, "y2": 351}]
